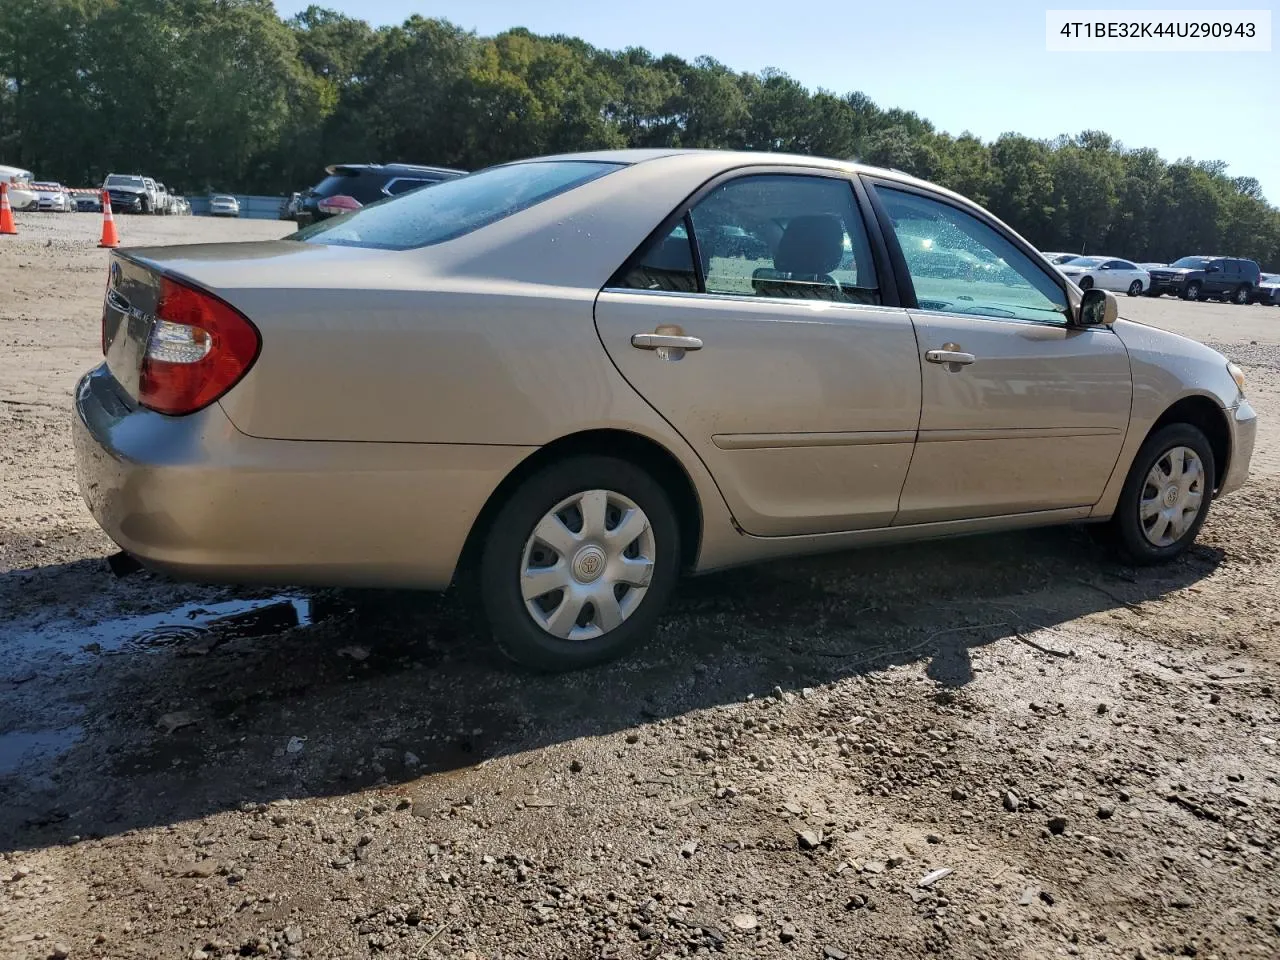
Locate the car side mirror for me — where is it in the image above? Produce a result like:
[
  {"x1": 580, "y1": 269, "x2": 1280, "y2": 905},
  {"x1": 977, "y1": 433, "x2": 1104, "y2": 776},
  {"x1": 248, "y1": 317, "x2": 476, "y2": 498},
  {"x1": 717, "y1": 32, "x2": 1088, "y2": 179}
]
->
[{"x1": 1076, "y1": 288, "x2": 1117, "y2": 327}]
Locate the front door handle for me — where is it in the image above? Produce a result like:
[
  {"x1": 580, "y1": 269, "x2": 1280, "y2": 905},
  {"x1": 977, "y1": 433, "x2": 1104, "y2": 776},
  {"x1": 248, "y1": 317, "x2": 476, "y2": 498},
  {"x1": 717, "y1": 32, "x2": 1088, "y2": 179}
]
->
[
  {"x1": 631, "y1": 333, "x2": 704, "y2": 351},
  {"x1": 925, "y1": 348, "x2": 975, "y2": 366}
]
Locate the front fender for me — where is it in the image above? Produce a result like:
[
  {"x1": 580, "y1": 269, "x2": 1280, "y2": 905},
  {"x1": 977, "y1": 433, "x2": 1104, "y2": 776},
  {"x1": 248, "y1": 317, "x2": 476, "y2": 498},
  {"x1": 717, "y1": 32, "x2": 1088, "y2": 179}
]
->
[{"x1": 1089, "y1": 318, "x2": 1244, "y2": 517}]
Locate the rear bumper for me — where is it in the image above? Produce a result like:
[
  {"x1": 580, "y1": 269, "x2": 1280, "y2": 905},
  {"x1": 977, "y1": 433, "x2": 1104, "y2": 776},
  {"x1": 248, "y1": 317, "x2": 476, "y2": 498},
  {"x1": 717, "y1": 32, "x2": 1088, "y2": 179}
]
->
[
  {"x1": 73, "y1": 365, "x2": 534, "y2": 590},
  {"x1": 1219, "y1": 398, "x2": 1257, "y2": 498}
]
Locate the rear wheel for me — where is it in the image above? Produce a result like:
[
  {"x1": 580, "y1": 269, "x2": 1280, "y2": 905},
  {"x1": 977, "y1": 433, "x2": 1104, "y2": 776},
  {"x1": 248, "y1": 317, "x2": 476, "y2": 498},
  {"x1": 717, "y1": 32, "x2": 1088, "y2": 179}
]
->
[
  {"x1": 1233, "y1": 285, "x2": 1250, "y2": 305},
  {"x1": 1112, "y1": 423, "x2": 1215, "y2": 565},
  {"x1": 476, "y1": 455, "x2": 680, "y2": 671},
  {"x1": 1183, "y1": 280, "x2": 1202, "y2": 301},
  {"x1": 1127, "y1": 279, "x2": 1143, "y2": 297}
]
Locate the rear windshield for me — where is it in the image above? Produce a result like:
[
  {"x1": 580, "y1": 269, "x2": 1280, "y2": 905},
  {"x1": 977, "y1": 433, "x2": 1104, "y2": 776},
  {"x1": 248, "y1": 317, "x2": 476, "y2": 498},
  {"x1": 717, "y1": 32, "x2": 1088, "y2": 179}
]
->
[
  {"x1": 294, "y1": 160, "x2": 624, "y2": 251},
  {"x1": 106, "y1": 175, "x2": 145, "y2": 187}
]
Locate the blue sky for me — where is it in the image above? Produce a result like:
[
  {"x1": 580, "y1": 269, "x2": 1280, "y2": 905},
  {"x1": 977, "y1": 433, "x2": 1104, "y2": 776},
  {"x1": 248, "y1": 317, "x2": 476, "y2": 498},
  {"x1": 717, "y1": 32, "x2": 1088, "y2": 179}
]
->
[{"x1": 272, "y1": 0, "x2": 1280, "y2": 203}]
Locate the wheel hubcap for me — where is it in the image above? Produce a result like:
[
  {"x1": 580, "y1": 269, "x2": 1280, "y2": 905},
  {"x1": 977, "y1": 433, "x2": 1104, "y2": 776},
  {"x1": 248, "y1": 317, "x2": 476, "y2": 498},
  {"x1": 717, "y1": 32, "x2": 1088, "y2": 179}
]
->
[
  {"x1": 520, "y1": 489, "x2": 656, "y2": 641},
  {"x1": 1139, "y1": 446, "x2": 1205, "y2": 547},
  {"x1": 571, "y1": 544, "x2": 607, "y2": 583}
]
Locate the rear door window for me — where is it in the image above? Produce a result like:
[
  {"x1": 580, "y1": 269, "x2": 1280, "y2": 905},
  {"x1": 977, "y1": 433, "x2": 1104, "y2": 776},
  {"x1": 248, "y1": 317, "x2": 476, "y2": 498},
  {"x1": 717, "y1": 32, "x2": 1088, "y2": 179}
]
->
[
  {"x1": 613, "y1": 220, "x2": 699, "y2": 293},
  {"x1": 690, "y1": 174, "x2": 879, "y2": 304}
]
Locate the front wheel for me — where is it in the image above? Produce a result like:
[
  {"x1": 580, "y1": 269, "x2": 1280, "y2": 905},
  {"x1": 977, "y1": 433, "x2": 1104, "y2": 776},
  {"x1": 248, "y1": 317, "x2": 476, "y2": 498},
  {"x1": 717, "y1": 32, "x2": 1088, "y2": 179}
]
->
[
  {"x1": 1078, "y1": 276, "x2": 1094, "y2": 290},
  {"x1": 476, "y1": 455, "x2": 681, "y2": 671},
  {"x1": 1112, "y1": 423, "x2": 1215, "y2": 565},
  {"x1": 1127, "y1": 280, "x2": 1143, "y2": 297},
  {"x1": 1183, "y1": 280, "x2": 1202, "y2": 301}
]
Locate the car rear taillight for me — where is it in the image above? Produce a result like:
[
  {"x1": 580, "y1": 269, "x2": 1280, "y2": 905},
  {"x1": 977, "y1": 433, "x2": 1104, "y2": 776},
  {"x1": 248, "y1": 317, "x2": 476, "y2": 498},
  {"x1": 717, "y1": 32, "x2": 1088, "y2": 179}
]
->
[
  {"x1": 317, "y1": 194, "x2": 361, "y2": 215},
  {"x1": 138, "y1": 277, "x2": 260, "y2": 416}
]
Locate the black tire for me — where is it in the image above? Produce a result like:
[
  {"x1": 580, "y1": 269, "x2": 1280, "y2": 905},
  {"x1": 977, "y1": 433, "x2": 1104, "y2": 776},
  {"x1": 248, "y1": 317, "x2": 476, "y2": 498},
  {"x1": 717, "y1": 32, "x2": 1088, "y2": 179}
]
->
[
  {"x1": 139, "y1": 196, "x2": 150, "y2": 215},
  {"x1": 1127, "y1": 279, "x2": 1142, "y2": 297},
  {"x1": 1232, "y1": 285, "x2": 1250, "y2": 305},
  {"x1": 1182, "y1": 280, "x2": 1202, "y2": 301},
  {"x1": 1111, "y1": 423, "x2": 1215, "y2": 565},
  {"x1": 476, "y1": 455, "x2": 681, "y2": 671},
  {"x1": 1078, "y1": 276, "x2": 1094, "y2": 290}
]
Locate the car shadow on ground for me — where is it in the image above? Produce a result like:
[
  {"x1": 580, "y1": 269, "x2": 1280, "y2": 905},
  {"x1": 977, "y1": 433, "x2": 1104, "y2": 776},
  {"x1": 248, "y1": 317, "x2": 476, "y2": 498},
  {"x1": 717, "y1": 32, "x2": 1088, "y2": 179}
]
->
[{"x1": 0, "y1": 524, "x2": 1223, "y2": 852}]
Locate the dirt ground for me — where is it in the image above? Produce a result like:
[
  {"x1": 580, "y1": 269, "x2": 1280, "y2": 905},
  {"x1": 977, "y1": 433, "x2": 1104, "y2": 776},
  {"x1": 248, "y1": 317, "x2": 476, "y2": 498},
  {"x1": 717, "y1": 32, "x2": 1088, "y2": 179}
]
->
[{"x1": 2, "y1": 210, "x2": 1279, "y2": 960}]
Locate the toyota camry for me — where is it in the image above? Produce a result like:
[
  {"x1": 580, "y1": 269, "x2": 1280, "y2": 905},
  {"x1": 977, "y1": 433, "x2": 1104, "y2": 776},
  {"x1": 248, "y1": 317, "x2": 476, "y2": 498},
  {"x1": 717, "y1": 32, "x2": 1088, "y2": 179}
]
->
[{"x1": 75, "y1": 150, "x2": 1257, "y2": 670}]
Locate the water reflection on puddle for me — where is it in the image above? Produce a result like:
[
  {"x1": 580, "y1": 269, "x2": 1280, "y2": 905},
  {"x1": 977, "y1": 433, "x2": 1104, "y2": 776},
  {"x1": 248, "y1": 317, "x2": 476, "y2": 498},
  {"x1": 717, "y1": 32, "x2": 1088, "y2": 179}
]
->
[
  {"x1": 9, "y1": 595, "x2": 321, "y2": 662},
  {"x1": 0, "y1": 726, "x2": 84, "y2": 775}
]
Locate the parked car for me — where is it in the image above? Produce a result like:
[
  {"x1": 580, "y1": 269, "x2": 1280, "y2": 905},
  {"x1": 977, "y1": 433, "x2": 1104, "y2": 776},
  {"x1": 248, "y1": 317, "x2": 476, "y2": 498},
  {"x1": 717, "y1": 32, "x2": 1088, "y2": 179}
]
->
[
  {"x1": 209, "y1": 194, "x2": 240, "y2": 217},
  {"x1": 1041, "y1": 251, "x2": 1082, "y2": 264},
  {"x1": 73, "y1": 190, "x2": 104, "y2": 213},
  {"x1": 103, "y1": 174, "x2": 152, "y2": 214},
  {"x1": 140, "y1": 177, "x2": 163, "y2": 213},
  {"x1": 32, "y1": 181, "x2": 73, "y2": 212},
  {"x1": 155, "y1": 182, "x2": 174, "y2": 215},
  {"x1": 1147, "y1": 256, "x2": 1261, "y2": 303},
  {"x1": 76, "y1": 150, "x2": 1256, "y2": 672},
  {"x1": 281, "y1": 192, "x2": 302, "y2": 220},
  {"x1": 1252, "y1": 273, "x2": 1280, "y2": 306},
  {"x1": 295, "y1": 162, "x2": 466, "y2": 226},
  {"x1": 1055, "y1": 256, "x2": 1150, "y2": 296},
  {"x1": 0, "y1": 164, "x2": 39, "y2": 211}
]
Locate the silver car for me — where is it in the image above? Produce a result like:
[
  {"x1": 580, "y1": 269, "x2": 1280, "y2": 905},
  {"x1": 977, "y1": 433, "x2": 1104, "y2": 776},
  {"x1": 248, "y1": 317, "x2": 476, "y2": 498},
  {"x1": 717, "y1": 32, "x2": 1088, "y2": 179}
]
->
[
  {"x1": 32, "y1": 181, "x2": 72, "y2": 212},
  {"x1": 74, "y1": 150, "x2": 1257, "y2": 670},
  {"x1": 209, "y1": 194, "x2": 240, "y2": 217}
]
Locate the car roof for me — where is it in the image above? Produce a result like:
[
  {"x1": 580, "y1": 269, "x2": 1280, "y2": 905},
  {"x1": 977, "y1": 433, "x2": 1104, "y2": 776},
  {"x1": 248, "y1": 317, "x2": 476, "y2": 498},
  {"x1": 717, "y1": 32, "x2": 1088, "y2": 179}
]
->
[
  {"x1": 510, "y1": 148, "x2": 985, "y2": 207},
  {"x1": 326, "y1": 163, "x2": 468, "y2": 177}
]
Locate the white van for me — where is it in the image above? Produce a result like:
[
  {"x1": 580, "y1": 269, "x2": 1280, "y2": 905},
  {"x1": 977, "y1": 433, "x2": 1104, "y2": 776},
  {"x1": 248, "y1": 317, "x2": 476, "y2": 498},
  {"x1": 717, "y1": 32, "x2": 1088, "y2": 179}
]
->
[{"x1": 0, "y1": 164, "x2": 39, "y2": 211}]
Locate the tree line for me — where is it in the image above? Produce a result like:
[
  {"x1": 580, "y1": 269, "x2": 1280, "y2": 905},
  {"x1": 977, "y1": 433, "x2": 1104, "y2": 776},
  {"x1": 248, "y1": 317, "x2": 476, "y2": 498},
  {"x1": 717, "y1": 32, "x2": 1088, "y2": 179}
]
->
[{"x1": 1, "y1": 0, "x2": 1276, "y2": 268}]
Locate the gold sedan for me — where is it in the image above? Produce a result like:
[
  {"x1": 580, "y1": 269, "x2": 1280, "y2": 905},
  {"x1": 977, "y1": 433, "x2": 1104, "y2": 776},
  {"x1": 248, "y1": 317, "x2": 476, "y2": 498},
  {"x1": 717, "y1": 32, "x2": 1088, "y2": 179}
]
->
[{"x1": 75, "y1": 150, "x2": 1256, "y2": 670}]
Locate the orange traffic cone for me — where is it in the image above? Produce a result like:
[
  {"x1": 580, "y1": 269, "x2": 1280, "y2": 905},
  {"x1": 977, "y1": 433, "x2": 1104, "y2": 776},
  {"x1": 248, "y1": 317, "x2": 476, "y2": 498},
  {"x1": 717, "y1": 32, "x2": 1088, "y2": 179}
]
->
[
  {"x1": 0, "y1": 182, "x2": 16, "y2": 235},
  {"x1": 98, "y1": 190, "x2": 120, "y2": 248}
]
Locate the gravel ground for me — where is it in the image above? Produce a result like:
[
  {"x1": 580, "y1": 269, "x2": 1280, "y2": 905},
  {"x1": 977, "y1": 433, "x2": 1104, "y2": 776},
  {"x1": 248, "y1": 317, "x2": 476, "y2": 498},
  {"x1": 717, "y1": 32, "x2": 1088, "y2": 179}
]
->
[{"x1": 2, "y1": 211, "x2": 1279, "y2": 960}]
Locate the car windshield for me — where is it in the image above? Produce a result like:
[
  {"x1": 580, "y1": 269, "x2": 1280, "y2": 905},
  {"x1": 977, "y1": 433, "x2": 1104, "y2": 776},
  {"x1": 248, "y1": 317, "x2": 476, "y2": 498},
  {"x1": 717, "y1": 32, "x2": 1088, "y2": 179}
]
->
[
  {"x1": 1063, "y1": 256, "x2": 1104, "y2": 267},
  {"x1": 105, "y1": 175, "x2": 145, "y2": 188},
  {"x1": 1170, "y1": 257, "x2": 1209, "y2": 268},
  {"x1": 295, "y1": 160, "x2": 624, "y2": 251},
  {"x1": 212, "y1": 195, "x2": 235, "y2": 202}
]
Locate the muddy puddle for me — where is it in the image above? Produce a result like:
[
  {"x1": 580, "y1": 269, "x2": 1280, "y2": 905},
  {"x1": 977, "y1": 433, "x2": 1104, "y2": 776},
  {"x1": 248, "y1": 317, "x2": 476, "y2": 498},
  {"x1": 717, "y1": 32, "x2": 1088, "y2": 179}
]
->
[
  {"x1": 0, "y1": 726, "x2": 84, "y2": 775},
  {"x1": 5, "y1": 593, "x2": 343, "y2": 664}
]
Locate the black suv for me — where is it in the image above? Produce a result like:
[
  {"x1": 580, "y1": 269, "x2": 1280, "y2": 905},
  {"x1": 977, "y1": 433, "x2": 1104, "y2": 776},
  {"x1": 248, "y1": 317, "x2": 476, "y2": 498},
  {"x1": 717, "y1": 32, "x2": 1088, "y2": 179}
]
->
[
  {"x1": 295, "y1": 163, "x2": 466, "y2": 226},
  {"x1": 1146, "y1": 256, "x2": 1261, "y2": 304}
]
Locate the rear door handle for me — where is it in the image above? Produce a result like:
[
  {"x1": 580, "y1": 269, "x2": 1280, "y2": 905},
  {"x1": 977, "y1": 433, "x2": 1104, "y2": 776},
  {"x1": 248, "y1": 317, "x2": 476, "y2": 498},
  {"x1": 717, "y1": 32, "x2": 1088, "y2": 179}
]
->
[
  {"x1": 925, "y1": 349, "x2": 975, "y2": 366},
  {"x1": 631, "y1": 333, "x2": 703, "y2": 351}
]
